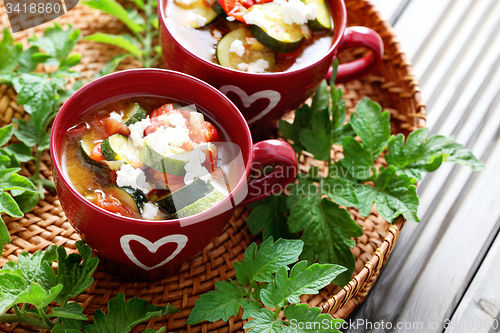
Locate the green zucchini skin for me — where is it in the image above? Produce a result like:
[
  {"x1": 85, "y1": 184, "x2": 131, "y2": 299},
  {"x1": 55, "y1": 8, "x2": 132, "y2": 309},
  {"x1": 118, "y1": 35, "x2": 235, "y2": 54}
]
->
[
  {"x1": 212, "y1": 1, "x2": 227, "y2": 18},
  {"x1": 107, "y1": 185, "x2": 148, "y2": 214},
  {"x1": 250, "y1": 25, "x2": 303, "y2": 53},
  {"x1": 124, "y1": 103, "x2": 147, "y2": 126},
  {"x1": 216, "y1": 27, "x2": 276, "y2": 71},
  {"x1": 100, "y1": 134, "x2": 140, "y2": 166},
  {"x1": 167, "y1": 189, "x2": 225, "y2": 219},
  {"x1": 156, "y1": 178, "x2": 213, "y2": 214},
  {"x1": 305, "y1": 0, "x2": 331, "y2": 30},
  {"x1": 79, "y1": 140, "x2": 107, "y2": 168},
  {"x1": 140, "y1": 143, "x2": 188, "y2": 176}
]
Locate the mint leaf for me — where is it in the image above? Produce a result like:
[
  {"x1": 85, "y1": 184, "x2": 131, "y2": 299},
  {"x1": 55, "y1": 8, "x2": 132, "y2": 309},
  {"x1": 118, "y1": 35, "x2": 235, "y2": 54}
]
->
[
  {"x1": 0, "y1": 272, "x2": 26, "y2": 314},
  {"x1": 350, "y1": 97, "x2": 391, "y2": 160},
  {"x1": 51, "y1": 303, "x2": 88, "y2": 321},
  {"x1": 260, "y1": 261, "x2": 346, "y2": 308},
  {"x1": 29, "y1": 23, "x2": 81, "y2": 65},
  {"x1": 0, "y1": 29, "x2": 23, "y2": 72},
  {"x1": 243, "y1": 308, "x2": 283, "y2": 333},
  {"x1": 246, "y1": 195, "x2": 298, "y2": 241},
  {"x1": 94, "y1": 53, "x2": 130, "y2": 79},
  {"x1": 283, "y1": 304, "x2": 343, "y2": 333},
  {"x1": 82, "y1": 0, "x2": 145, "y2": 34},
  {"x1": 0, "y1": 124, "x2": 13, "y2": 147},
  {"x1": 84, "y1": 33, "x2": 142, "y2": 57},
  {"x1": 187, "y1": 280, "x2": 246, "y2": 324},
  {"x1": 233, "y1": 237, "x2": 304, "y2": 285},
  {"x1": 287, "y1": 191, "x2": 362, "y2": 287},
  {"x1": 4, "y1": 143, "x2": 33, "y2": 162},
  {"x1": 355, "y1": 166, "x2": 420, "y2": 222},
  {"x1": 84, "y1": 293, "x2": 178, "y2": 333}
]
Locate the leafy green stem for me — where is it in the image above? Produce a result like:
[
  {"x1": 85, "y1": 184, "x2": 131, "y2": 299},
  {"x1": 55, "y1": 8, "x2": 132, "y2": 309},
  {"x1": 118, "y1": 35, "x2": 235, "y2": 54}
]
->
[
  {"x1": 0, "y1": 309, "x2": 49, "y2": 329},
  {"x1": 143, "y1": 0, "x2": 154, "y2": 68},
  {"x1": 37, "y1": 307, "x2": 54, "y2": 329}
]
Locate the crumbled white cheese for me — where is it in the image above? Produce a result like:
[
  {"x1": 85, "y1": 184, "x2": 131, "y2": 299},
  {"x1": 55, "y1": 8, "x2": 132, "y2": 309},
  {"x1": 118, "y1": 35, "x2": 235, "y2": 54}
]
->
[
  {"x1": 229, "y1": 39, "x2": 246, "y2": 57},
  {"x1": 142, "y1": 202, "x2": 159, "y2": 219},
  {"x1": 184, "y1": 147, "x2": 211, "y2": 184},
  {"x1": 128, "y1": 117, "x2": 151, "y2": 147},
  {"x1": 166, "y1": 113, "x2": 188, "y2": 129},
  {"x1": 147, "y1": 126, "x2": 191, "y2": 153},
  {"x1": 243, "y1": 7, "x2": 271, "y2": 31},
  {"x1": 280, "y1": 0, "x2": 317, "y2": 25},
  {"x1": 175, "y1": 0, "x2": 198, "y2": 6},
  {"x1": 108, "y1": 111, "x2": 123, "y2": 122},
  {"x1": 226, "y1": 15, "x2": 236, "y2": 21},
  {"x1": 237, "y1": 59, "x2": 270, "y2": 73},
  {"x1": 246, "y1": 37, "x2": 258, "y2": 44},
  {"x1": 116, "y1": 164, "x2": 153, "y2": 194},
  {"x1": 213, "y1": 30, "x2": 222, "y2": 39},
  {"x1": 194, "y1": 14, "x2": 207, "y2": 27}
]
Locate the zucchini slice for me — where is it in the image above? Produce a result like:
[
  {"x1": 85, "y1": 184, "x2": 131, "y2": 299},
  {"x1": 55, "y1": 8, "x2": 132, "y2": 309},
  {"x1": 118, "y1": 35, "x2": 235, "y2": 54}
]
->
[
  {"x1": 123, "y1": 103, "x2": 147, "y2": 126},
  {"x1": 248, "y1": 3, "x2": 306, "y2": 54},
  {"x1": 156, "y1": 178, "x2": 213, "y2": 214},
  {"x1": 106, "y1": 186, "x2": 148, "y2": 214},
  {"x1": 79, "y1": 138, "x2": 123, "y2": 170},
  {"x1": 101, "y1": 134, "x2": 140, "y2": 166},
  {"x1": 167, "y1": 189, "x2": 225, "y2": 219},
  {"x1": 174, "y1": 0, "x2": 218, "y2": 28},
  {"x1": 216, "y1": 28, "x2": 275, "y2": 71},
  {"x1": 305, "y1": 0, "x2": 331, "y2": 30},
  {"x1": 212, "y1": 1, "x2": 227, "y2": 18},
  {"x1": 140, "y1": 142, "x2": 189, "y2": 176}
]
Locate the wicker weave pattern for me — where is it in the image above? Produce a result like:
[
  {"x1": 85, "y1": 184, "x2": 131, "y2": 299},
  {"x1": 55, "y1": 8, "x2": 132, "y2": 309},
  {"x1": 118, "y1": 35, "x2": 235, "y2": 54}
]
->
[{"x1": 0, "y1": 0, "x2": 425, "y2": 332}]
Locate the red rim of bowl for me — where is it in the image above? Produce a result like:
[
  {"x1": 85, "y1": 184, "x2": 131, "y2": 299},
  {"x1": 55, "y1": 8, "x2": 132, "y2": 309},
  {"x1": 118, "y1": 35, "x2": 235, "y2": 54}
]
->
[
  {"x1": 50, "y1": 68, "x2": 253, "y2": 226},
  {"x1": 158, "y1": 0, "x2": 347, "y2": 76}
]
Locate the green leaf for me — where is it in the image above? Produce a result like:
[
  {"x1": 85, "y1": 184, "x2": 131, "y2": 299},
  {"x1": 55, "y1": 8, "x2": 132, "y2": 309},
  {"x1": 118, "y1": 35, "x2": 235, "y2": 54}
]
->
[
  {"x1": 143, "y1": 328, "x2": 166, "y2": 333},
  {"x1": 84, "y1": 33, "x2": 142, "y2": 57},
  {"x1": 340, "y1": 137, "x2": 373, "y2": 180},
  {"x1": 15, "y1": 283, "x2": 63, "y2": 309},
  {"x1": 7, "y1": 249, "x2": 54, "y2": 283},
  {"x1": 18, "y1": 46, "x2": 44, "y2": 73},
  {"x1": 0, "y1": 272, "x2": 26, "y2": 314},
  {"x1": 93, "y1": 53, "x2": 130, "y2": 79},
  {"x1": 243, "y1": 308, "x2": 283, "y2": 333},
  {"x1": 0, "y1": 29, "x2": 23, "y2": 72},
  {"x1": 0, "y1": 172, "x2": 37, "y2": 192},
  {"x1": 52, "y1": 318, "x2": 85, "y2": 332},
  {"x1": 0, "y1": 217, "x2": 9, "y2": 253},
  {"x1": 132, "y1": 0, "x2": 145, "y2": 10},
  {"x1": 279, "y1": 103, "x2": 312, "y2": 154},
  {"x1": 322, "y1": 178, "x2": 358, "y2": 207},
  {"x1": 260, "y1": 261, "x2": 346, "y2": 308},
  {"x1": 82, "y1": 0, "x2": 145, "y2": 34},
  {"x1": 4, "y1": 143, "x2": 33, "y2": 162},
  {"x1": 246, "y1": 195, "x2": 298, "y2": 241},
  {"x1": 300, "y1": 108, "x2": 332, "y2": 161},
  {"x1": 350, "y1": 97, "x2": 391, "y2": 160},
  {"x1": 187, "y1": 280, "x2": 246, "y2": 325},
  {"x1": 84, "y1": 293, "x2": 179, "y2": 333},
  {"x1": 242, "y1": 300, "x2": 264, "y2": 320},
  {"x1": 233, "y1": 237, "x2": 304, "y2": 285},
  {"x1": 0, "y1": 124, "x2": 13, "y2": 147},
  {"x1": 0, "y1": 192, "x2": 23, "y2": 217},
  {"x1": 12, "y1": 119, "x2": 38, "y2": 147},
  {"x1": 283, "y1": 304, "x2": 343, "y2": 333},
  {"x1": 355, "y1": 166, "x2": 420, "y2": 222},
  {"x1": 29, "y1": 23, "x2": 81, "y2": 64},
  {"x1": 311, "y1": 80, "x2": 329, "y2": 114},
  {"x1": 287, "y1": 192, "x2": 362, "y2": 287},
  {"x1": 37, "y1": 241, "x2": 99, "y2": 305},
  {"x1": 51, "y1": 303, "x2": 88, "y2": 320}
]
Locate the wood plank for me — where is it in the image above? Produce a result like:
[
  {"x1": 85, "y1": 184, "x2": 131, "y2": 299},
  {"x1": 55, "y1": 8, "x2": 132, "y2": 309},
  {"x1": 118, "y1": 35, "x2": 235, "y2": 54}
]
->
[{"x1": 446, "y1": 229, "x2": 500, "y2": 333}]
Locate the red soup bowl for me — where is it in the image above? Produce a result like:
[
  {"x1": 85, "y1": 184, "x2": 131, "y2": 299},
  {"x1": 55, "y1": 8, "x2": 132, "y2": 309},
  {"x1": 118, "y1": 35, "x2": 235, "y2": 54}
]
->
[
  {"x1": 50, "y1": 69, "x2": 298, "y2": 281},
  {"x1": 159, "y1": 0, "x2": 384, "y2": 140}
]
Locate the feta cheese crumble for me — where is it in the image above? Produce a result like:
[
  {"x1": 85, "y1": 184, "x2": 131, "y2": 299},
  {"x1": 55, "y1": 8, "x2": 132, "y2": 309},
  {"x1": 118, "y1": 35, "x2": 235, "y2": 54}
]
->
[
  {"x1": 237, "y1": 59, "x2": 270, "y2": 73},
  {"x1": 147, "y1": 126, "x2": 191, "y2": 151},
  {"x1": 116, "y1": 164, "x2": 153, "y2": 194},
  {"x1": 128, "y1": 117, "x2": 151, "y2": 147},
  {"x1": 280, "y1": 0, "x2": 317, "y2": 25},
  {"x1": 142, "y1": 202, "x2": 159, "y2": 219},
  {"x1": 243, "y1": 7, "x2": 271, "y2": 31},
  {"x1": 108, "y1": 111, "x2": 123, "y2": 122},
  {"x1": 184, "y1": 146, "x2": 211, "y2": 184},
  {"x1": 194, "y1": 14, "x2": 207, "y2": 27},
  {"x1": 229, "y1": 39, "x2": 246, "y2": 57}
]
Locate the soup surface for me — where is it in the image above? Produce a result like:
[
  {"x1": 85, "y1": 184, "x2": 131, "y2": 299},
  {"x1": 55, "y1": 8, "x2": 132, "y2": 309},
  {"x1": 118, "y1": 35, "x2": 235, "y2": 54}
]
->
[
  {"x1": 62, "y1": 97, "x2": 232, "y2": 220},
  {"x1": 164, "y1": 0, "x2": 335, "y2": 73}
]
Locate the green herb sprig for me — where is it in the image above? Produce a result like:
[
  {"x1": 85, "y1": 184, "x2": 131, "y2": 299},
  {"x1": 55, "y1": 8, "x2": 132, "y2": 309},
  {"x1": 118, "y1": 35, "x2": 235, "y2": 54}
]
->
[
  {"x1": 82, "y1": 0, "x2": 161, "y2": 73},
  {"x1": 0, "y1": 24, "x2": 83, "y2": 199},
  {"x1": 247, "y1": 61, "x2": 485, "y2": 287},
  {"x1": 0, "y1": 241, "x2": 179, "y2": 332},
  {"x1": 187, "y1": 237, "x2": 345, "y2": 332}
]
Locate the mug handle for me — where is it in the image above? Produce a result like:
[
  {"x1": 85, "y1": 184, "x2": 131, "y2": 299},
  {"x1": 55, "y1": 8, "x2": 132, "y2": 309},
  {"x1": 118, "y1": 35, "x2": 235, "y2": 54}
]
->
[
  {"x1": 326, "y1": 26, "x2": 384, "y2": 84},
  {"x1": 237, "y1": 139, "x2": 298, "y2": 207}
]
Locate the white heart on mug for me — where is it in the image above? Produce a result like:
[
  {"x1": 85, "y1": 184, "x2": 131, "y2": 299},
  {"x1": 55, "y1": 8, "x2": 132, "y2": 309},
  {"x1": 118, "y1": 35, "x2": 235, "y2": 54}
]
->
[
  {"x1": 219, "y1": 85, "x2": 281, "y2": 125},
  {"x1": 120, "y1": 234, "x2": 188, "y2": 271}
]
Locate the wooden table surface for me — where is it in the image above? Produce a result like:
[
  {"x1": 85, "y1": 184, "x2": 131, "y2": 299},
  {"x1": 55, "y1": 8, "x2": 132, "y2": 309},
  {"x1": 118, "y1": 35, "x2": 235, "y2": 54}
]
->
[{"x1": 347, "y1": 0, "x2": 500, "y2": 332}]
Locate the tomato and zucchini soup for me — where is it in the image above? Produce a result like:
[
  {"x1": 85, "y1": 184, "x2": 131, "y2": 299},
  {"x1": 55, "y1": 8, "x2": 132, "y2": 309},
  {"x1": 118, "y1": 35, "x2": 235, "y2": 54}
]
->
[
  {"x1": 62, "y1": 97, "x2": 231, "y2": 220},
  {"x1": 164, "y1": 0, "x2": 334, "y2": 73}
]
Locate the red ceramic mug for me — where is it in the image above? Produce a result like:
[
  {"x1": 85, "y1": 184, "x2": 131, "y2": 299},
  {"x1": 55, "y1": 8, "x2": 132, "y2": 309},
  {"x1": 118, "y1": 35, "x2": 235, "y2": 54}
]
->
[
  {"x1": 159, "y1": 0, "x2": 384, "y2": 140},
  {"x1": 50, "y1": 69, "x2": 297, "y2": 281}
]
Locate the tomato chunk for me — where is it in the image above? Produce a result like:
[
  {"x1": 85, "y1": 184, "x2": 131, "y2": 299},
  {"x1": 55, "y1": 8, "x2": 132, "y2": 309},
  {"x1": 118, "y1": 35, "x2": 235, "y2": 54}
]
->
[
  {"x1": 191, "y1": 122, "x2": 219, "y2": 143},
  {"x1": 90, "y1": 143, "x2": 106, "y2": 161},
  {"x1": 94, "y1": 191, "x2": 134, "y2": 217},
  {"x1": 152, "y1": 171, "x2": 186, "y2": 192},
  {"x1": 104, "y1": 119, "x2": 130, "y2": 136},
  {"x1": 67, "y1": 123, "x2": 88, "y2": 136},
  {"x1": 218, "y1": 0, "x2": 248, "y2": 22}
]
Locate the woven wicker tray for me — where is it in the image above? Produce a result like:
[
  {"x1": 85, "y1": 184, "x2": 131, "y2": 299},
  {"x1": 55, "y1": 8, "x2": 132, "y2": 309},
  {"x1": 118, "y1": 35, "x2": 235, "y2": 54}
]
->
[{"x1": 0, "y1": 1, "x2": 426, "y2": 332}]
